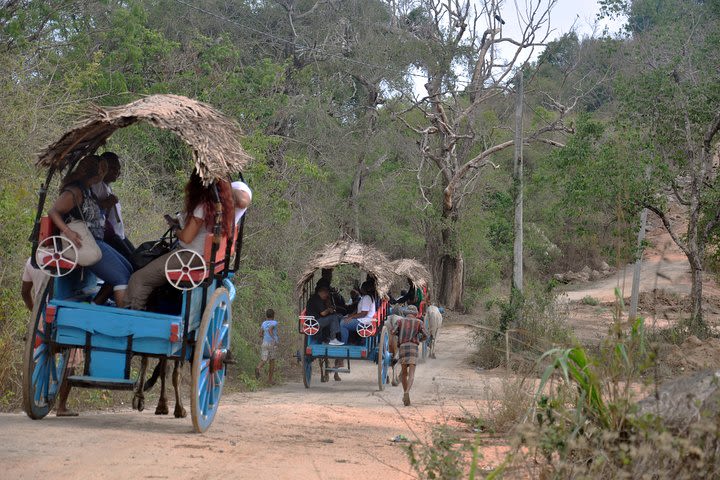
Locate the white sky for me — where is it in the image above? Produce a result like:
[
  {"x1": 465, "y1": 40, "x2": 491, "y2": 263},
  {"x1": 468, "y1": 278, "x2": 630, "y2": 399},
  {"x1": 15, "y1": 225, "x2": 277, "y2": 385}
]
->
[
  {"x1": 408, "y1": 0, "x2": 625, "y2": 96},
  {"x1": 523, "y1": 0, "x2": 625, "y2": 41}
]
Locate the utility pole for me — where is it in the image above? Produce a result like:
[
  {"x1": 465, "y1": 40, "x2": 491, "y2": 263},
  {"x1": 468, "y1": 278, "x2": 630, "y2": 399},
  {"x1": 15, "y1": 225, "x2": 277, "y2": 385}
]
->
[{"x1": 512, "y1": 70, "x2": 524, "y2": 295}]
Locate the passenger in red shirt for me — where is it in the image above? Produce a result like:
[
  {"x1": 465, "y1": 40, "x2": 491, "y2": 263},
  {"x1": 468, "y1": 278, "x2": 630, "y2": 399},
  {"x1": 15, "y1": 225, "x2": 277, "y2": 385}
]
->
[{"x1": 392, "y1": 305, "x2": 428, "y2": 406}]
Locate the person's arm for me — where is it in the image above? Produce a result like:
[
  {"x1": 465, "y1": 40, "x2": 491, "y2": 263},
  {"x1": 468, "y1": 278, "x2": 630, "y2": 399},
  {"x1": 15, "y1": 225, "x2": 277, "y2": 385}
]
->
[
  {"x1": 345, "y1": 297, "x2": 369, "y2": 321},
  {"x1": 270, "y1": 324, "x2": 279, "y2": 344},
  {"x1": 97, "y1": 194, "x2": 118, "y2": 211},
  {"x1": 259, "y1": 326, "x2": 264, "y2": 339},
  {"x1": 48, "y1": 188, "x2": 83, "y2": 247},
  {"x1": 175, "y1": 214, "x2": 203, "y2": 244},
  {"x1": 21, "y1": 281, "x2": 34, "y2": 311},
  {"x1": 418, "y1": 320, "x2": 429, "y2": 341},
  {"x1": 233, "y1": 189, "x2": 251, "y2": 209}
]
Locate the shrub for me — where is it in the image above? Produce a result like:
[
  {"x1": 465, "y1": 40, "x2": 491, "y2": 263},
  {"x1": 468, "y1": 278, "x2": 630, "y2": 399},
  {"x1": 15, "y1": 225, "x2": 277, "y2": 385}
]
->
[
  {"x1": 475, "y1": 284, "x2": 572, "y2": 370},
  {"x1": 580, "y1": 295, "x2": 599, "y2": 306}
]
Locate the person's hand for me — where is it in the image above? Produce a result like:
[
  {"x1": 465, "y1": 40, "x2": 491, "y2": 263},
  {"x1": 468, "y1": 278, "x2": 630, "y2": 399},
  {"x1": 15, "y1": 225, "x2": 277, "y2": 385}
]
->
[
  {"x1": 164, "y1": 214, "x2": 180, "y2": 229},
  {"x1": 64, "y1": 228, "x2": 83, "y2": 247}
]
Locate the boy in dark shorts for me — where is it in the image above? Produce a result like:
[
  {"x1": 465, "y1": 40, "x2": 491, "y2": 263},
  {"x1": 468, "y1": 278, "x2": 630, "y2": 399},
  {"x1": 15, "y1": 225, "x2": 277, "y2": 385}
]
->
[{"x1": 392, "y1": 305, "x2": 428, "y2": 406}]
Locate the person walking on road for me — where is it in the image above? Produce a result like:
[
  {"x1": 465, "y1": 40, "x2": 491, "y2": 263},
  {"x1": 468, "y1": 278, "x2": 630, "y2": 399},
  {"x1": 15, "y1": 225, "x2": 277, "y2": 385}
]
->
[
  {"x1": 256, "y1": 309, "x2": 279, "y2": 384},
  {"x1": 392, "y1": 305, "x2": 428, "y2": 406}
]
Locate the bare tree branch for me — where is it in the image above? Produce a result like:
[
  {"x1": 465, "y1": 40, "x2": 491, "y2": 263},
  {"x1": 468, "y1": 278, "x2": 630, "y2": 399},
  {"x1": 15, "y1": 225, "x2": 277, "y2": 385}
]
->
[{"x1": 645, "y1": 204, "x2": 691, "y2": 257}]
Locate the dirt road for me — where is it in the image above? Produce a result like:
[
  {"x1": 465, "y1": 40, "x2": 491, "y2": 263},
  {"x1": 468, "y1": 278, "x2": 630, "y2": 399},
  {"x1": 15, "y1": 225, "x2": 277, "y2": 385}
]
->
[{"x1": 0, "y1": 323, "x2": 503, "y2": 480}]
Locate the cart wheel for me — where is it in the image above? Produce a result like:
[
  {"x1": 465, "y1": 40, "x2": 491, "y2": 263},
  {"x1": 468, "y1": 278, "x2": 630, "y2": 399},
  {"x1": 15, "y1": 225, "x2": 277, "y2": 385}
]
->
[
  {"x1": 302, "y1": 353, "x2": 313, "y2": 389},
  {"x1": 191, "y1": 287, "x2": 231, "y2": 433},
  {"x1": 22, "y1": 277, "x2": 68, "y2": 419},
  {"x1": 377, "y1": 326, "x2": 390, "y2": 391},
  {"x1": 302, "y1": 335, "x2": 312, "y2": 388}
]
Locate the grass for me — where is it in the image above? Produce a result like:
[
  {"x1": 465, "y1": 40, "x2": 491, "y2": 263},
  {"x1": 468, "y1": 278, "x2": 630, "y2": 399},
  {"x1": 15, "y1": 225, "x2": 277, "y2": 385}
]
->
[{"x1": 580, "y1": 295, "x2": 600, "y2": 306}]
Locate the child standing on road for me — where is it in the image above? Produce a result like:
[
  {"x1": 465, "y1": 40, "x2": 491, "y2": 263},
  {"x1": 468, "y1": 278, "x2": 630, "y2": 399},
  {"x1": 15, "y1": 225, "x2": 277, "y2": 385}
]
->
[{"x1": 255, "y1": 309, "x2": 279, "y2": 384}]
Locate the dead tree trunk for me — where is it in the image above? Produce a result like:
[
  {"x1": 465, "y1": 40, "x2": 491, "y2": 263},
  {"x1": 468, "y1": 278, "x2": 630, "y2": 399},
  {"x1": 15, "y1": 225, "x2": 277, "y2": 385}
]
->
[{"x1": 438, "y1": 203, "x2": 464, "y2": 309}]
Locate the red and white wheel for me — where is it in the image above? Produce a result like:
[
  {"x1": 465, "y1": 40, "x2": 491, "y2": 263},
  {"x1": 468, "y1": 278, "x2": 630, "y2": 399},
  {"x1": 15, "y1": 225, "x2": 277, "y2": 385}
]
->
[
  {"x1": 35, "y1": 236, "x2": 78, "y2": 277},
  {"x1": 164, "y1": 249, "x2": 207, "y2": 290},
  {"x1": 357, "y1": 321, "x2": 375, "y2": 338},
  {"x1": 300, "y1": 316, "x2": 320, "y2": 336}
]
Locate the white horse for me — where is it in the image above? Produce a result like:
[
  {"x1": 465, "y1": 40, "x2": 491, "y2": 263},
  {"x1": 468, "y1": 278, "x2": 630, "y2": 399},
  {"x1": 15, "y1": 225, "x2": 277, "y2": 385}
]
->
[{"x1": 424, "y1": 305, "x2": 443, "y2": 359}]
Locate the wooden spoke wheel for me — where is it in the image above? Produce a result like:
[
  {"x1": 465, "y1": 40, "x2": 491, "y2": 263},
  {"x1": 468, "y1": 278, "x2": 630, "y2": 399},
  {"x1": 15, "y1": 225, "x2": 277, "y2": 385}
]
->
[
  {"x1": 302, "y1": 336, "x2": 312, "y2": 389},
  {"x1": 191, "y1": 287, "x2": 231, "y2": 433},
  {"x1": 377, "y1": 326, "x2": 390, "y2": 391},
  {"x1": 23, "y1": 277, "x2": 69, "y2": 419}
]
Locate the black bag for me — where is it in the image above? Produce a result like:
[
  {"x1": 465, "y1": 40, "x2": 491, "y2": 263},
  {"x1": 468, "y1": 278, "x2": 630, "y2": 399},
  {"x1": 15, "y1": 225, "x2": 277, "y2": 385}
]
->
[{"x1": 131, "y1": 228, "x2": 176, "y2": 270}]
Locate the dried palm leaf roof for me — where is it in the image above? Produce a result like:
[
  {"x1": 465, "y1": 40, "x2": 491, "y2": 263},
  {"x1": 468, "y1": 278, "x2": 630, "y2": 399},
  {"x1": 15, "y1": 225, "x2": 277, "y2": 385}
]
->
[
  {"x1": 36, "y1": 94, "x2": 252, "y2": 184},
  {"x1": 391, "y1": 258, "x2": 432, "y2": 292},
  {"x1": 295, "y1": 240, "x2": 396, "y2": 298}
]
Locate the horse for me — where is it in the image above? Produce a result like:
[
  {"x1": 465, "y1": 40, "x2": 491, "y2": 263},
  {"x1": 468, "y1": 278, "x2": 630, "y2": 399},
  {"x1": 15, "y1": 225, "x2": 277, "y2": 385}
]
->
[
  {"x1": 424, "y1": 304, "x2": 443, "y2": 359},
  {"x1": 132, "y1": 358, "x2": 186, "y2": 418}
]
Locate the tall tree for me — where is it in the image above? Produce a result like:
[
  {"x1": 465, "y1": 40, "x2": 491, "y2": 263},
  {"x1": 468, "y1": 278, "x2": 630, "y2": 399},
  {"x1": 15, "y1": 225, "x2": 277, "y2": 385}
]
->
[
  {"x1": 611, "y1": 0, "x2": 720, "y2": 330},
  {"x1": 390, "y1": 0, "x2": 576, "y2": 309}
]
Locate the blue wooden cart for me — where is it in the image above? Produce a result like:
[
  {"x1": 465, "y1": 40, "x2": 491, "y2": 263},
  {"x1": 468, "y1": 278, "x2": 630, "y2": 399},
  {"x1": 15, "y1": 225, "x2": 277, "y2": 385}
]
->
[
  {"x1": 23, "y1": 94, "x2": 251, "y2": 432},
  {"x1": 295, "y1": 240, "x2": 396, "y2": 390}
]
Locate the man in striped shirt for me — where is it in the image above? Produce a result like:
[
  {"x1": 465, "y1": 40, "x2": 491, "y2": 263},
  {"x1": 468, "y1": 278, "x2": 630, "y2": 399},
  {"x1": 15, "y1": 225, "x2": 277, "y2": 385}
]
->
[{"x1": 392, "y1": 305, "x2": 428, "y2": 406}]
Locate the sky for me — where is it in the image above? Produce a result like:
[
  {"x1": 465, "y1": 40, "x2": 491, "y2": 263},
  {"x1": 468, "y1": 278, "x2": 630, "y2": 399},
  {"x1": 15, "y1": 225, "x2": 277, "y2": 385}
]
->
[
  {"x1": 531, "y1": 0, "x2": 625, "y2": 39},
  {"x1": 408, "y1": 0, "x2": 626, "y2": 96}
]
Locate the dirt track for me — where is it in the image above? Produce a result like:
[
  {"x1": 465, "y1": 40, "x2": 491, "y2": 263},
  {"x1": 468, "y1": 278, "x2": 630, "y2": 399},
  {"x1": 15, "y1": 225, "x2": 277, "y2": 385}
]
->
[
  {"x1": 0, "y1": 323, "x2": 506, "y2": 480},
  {"x1": 3, "y1": 210, "x2": 714, "y2": 479}
]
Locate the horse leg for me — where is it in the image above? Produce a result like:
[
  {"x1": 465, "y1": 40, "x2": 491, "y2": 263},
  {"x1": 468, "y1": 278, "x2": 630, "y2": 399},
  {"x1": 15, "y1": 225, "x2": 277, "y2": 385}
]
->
[
  {"x1": 172, "y1": 360, "x2": 186, "y2": 418},
  {"x1": 133, "y1": 357, "x2": 147, "y2": 412},
  {"x1": 320, "y1": 358, "x2": 328, "y2": 382},
  {"x1": 429, "y1": 334, "x2": 437, "y2": 359},
  {"x1": 155, "y1": 358, "x2": 169, "y2": 415}
]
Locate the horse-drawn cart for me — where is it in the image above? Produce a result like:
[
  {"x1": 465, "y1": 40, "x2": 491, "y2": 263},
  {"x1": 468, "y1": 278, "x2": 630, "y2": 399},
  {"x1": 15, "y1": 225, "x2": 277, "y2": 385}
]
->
[
  {"x1": 296, "y1": 241, "x2": 396, "y2": 390},
  {"x1": 24, "y1": 94, "x2": 251, "y2": 432}
]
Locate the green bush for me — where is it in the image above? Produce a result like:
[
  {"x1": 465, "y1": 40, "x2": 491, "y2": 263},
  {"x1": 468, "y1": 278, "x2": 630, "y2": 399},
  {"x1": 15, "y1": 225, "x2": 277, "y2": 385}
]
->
[{"x1": 581, "y1": 295, "x2": 600, "y2": 306}]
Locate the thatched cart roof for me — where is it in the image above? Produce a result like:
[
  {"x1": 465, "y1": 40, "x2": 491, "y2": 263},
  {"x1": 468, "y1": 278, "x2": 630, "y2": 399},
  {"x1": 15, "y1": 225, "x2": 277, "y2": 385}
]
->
[
  {"x1": 390, "y1": 258, "x2": 432, "y2": 292},
  {"x1": 295, "y1": 240, "x2": 396, "y2": 298},
  {"x1": 36, "y1": 94, "x2": 252, "y2": 183}
]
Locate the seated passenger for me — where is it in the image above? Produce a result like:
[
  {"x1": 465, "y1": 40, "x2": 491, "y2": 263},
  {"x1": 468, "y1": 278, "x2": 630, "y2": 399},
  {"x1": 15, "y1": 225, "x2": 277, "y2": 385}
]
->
[
  {"x1": 315, "y1": 268, "x2": 348, "y2": 315},
  {"x1": 337, "y1": 280, "x2": 376, "y2": 345},
  {"x1": 305, "y1": 285, "x2": 341, "y2": 344},
  {"x1": 48, "y1": 155, "x2": 132, "y2": 307},
  {"x1": 391, "y1": 278, "x2": 422, "y2": 309},
  {"x1": 346, "y1": 288, "x2": 360, "y2": 314},
  {"x1": 231, "y1": 179, "x2": 252, "y2": 225},
  {"x1": 125, "y1": 172, "x2": 233, "y2": 310}
]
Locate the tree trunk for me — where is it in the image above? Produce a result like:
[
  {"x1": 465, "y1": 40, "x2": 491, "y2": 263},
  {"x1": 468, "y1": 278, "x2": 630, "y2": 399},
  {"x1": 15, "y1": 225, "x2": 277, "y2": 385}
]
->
[
  {"x1": 437, "y1": 203, "x2": 464, "y2": 310},
  {"x1": 689, "y1": 258, "x2": 704, "y2": 331}
]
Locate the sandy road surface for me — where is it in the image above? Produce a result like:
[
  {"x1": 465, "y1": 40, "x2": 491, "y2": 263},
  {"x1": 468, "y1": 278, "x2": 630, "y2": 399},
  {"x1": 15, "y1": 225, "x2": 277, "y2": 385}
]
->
[{"x1": 0, "y1": 323, "x2": 502, "y2": 480}]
